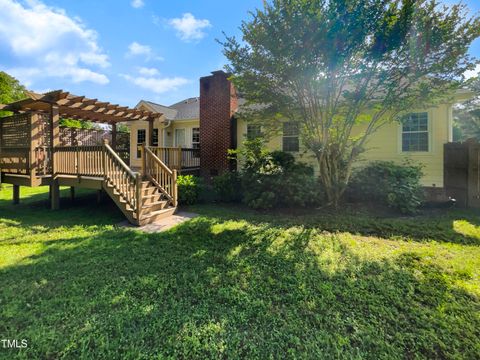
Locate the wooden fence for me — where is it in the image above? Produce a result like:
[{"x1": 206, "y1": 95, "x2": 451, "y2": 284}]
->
[{"x1": 444, "y1": 139, "x2": 480, "y2": 208}]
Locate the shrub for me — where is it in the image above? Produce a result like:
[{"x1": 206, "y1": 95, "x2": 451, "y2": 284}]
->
[
  {"x1": 348, "y1": 161, "x2": 424, "y2": 214},
  {"x1": 177, "y1": 175, "x2": 204, "y2": 205},
  {"x1": 236, "y1": 140, "x2": 323, "y2": 209},
  {"x1": 213, "y1": 171, "x2": 243, "y2": 202}
]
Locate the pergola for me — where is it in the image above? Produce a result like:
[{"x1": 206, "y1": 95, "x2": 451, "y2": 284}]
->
[{"x1": 0, "y1": 90, "x2": 162, "y2": 148}]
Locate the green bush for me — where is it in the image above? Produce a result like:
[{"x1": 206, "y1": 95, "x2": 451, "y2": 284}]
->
[
  {"x1": 237, "y1": 140, "x2": 322, "y2": 209},
  {"x1": 213, "y1": 171, "x2": 243, "y2": 202},
  {"x1": 177, "y1": 175, "x2": 204, "y2": 205},
  {"x1": 348, "y1": 161, "x2": 424, "y2": 214}
]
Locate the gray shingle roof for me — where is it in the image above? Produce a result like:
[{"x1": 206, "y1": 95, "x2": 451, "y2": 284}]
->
[
  {"x1": 169, "y1": 97, "x2": 199, "y2": 120},
  {"x1": 136, "y1": 98, "x2": 199, "y2": 121},
  {"x1": 141, "y1": 101, "x2": 178, "y2": 120}
]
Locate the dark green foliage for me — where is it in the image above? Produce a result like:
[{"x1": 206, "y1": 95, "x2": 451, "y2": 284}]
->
[
  {"x1": 212, "y1": 171, "x2": 243, "y2": 202},
  {"x1": 0, "y1": 71, "x2": 26, "y2": 116},
  {"x1": 177, "y1": 175, "x2": 204, "y2": 205},
  {"x1": 238, "y1": 140, "x2": 322, "y2": 209},
  {"x1": 349, "y1": 161, "x2": 424, "y2": 214}
]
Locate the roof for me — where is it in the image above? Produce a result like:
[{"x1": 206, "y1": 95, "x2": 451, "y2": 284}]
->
[
  {"x1": 169, "y1": 97, "x2": 199, "y2": 120},
  {"x1": 136, "y1": 97, "x2": 199, "y2": 121},
  {"x1": 0, "y1": 90, "x2": 160, "y2": 123},
  {"x1": 137, "y1": 100, "x2": 178, "y2": 120}
]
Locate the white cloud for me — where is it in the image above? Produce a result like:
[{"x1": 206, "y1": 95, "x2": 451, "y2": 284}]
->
[
  {"x1": 126, "y1": 42, "x2": 163, "y2": 61},
  {"x1": 0, "y1": 0, "x2": 110, "y2": 86},
  {"x1": 121, "y1": 68, "x2": 189, "y2": 94},
  {"x1": 465, "y1": 64, "x2": 480, "y2": 79},
  {"x1": 168, "y1": 13, "x2": 211, "y2": 42},
  {"x1": 137, "y1": 67, "x2": 159, "y2": 76},
  {"x1": 131, "y1": 0, "x2": 144, "y2": 9}
]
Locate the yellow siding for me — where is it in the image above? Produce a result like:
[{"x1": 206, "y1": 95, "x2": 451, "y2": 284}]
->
[{"x1": 237, "y1": 103, "x2": 453, "y2": 187}]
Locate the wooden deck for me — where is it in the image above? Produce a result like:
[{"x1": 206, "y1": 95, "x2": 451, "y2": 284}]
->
[
  {"x1": 1, "y1": 142, "x2": 178, "y2": 226},
  {"x1": 0, "y1": 92, "x2": 181, "y2": 226}
]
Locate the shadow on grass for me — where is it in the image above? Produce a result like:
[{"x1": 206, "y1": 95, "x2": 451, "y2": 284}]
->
[
  {"x1": 0, "y1": 215, "x2": 479, "y2": 359},
  {"x1": 188, "y1": 203, "x2": 480, "y2": 246}
]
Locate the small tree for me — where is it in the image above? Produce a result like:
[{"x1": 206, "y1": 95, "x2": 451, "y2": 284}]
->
[
  {"x1": 454, "y1": 76, "x2": 480, "y2": 140},
  {"x1": 222, "y1": 0, "x2": 480, "y2": 206},
  {"x1": 0, "y1": 71, "x2": 26, "y2": 116}
]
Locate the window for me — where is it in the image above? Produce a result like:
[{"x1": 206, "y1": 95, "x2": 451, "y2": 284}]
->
[
  {"x1": 175, "y1": 128, "x2": 186, "y2": 147},
  {"x1": 282, "y1": 122, "x2": 299, "y2": 152},
  {"x1": 402, "y1": 112, "x2": 429, "y2": 152},
  {"x1": 247, "y1": 124, "x2": 262, "y2": 140},
  {"x1": 152, "y1": 128, "x2": 159, "y2": 147},
  {"x1": 192, "y1": 127, "x2": 200, "y2": 149},
  {"x1": 137, "y1": 129, "x2": 146, "y2": 158}
]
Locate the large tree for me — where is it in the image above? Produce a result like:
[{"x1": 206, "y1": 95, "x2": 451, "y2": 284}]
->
[
  {"x1": 222, "y1": 0, "x2": 480, "y2": 205},
  {"x1": 0, "y1": 71, "x2": 27, "y2": 116}
]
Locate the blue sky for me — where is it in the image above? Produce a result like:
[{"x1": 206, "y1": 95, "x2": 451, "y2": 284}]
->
[{"x1": 0, "y1": 0, "x2": 479, "y2": 108}]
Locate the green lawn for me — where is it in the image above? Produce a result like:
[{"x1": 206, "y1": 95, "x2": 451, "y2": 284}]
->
[{"x1": 0, "y1": 184, "x2": 479, "y2": 359}]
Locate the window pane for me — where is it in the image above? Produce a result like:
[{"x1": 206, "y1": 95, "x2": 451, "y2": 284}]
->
[
  {"x1": 152, "y1": 128, "x2": 159, "y2": 146},
  {"x1": 247, "y1": 124, "x2": 262, "y2": 140},
  {"x1": 402, "y1": 112, "x2": 428, "y2": 132},
  {"x1": 137, "y1": 129, "x2": 146, "y2": 158},
  {"x1": 283, "y1": 136, "x2": 299, "y2": 152},
  {"x1": 283, "y1": 122, "x2": 299, "y2": 136},
  {"x1": 402, "y1": 132, "x2": 428, "y2": 152}
]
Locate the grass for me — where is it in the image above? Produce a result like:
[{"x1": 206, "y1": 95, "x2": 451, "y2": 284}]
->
[{"x1": 0, "y1": 184, "x2": 479, "y2": 359}]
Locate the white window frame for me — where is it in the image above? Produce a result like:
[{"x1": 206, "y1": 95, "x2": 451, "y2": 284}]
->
[
  {"x1": 192, "y1": 127, "x2": 200, "y2": 149},
  {"x1": 282, "y1": 122, "x2": 300, "y2": 152},
  {"x1": 398, "y1": 111, "x2": 433, "y2": 154}
]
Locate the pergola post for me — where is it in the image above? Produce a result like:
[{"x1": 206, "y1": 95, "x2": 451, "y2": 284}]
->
[
  {"x1": 29, "y1": 113, "x2": 38, "y2": 184},
  {"x1": 50, "y1": 105, "x2": 60, "y2": 175},
  {"x1": 111, "y1": 122, "x2": 117, "y2": 151},
  {"x1": 50, "y1": 105, "x2": 60, "y2": 210}
]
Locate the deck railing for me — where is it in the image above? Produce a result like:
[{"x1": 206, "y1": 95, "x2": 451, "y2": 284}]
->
[
  {"x1": 145, "y1": 146, "x2": 200, "y2": 170},
  {"x1": 142, "y1": 145, "x2": 177, "y2": 207},
  {"x1": 53, "y1": 143, "x2": 141, "y2": 213}
]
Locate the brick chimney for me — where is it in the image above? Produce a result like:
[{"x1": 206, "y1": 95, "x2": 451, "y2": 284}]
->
[{"x1": 199, "y1": 70, "x2": 238, "y2": 179}]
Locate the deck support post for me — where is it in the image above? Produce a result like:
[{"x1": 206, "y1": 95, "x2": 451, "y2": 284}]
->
[
  {"x1": 13, "y1": 185, "x2": 20, "y2": 205},
  {"x1": 70, "y1": 186, "x2": 75, "y2": 201},
  {"x1": 97, "y1": 189, "x2": 103, "y2": 204},
  {"x1": 51, "y1": 179, "x2": 60, "y2": 210}
]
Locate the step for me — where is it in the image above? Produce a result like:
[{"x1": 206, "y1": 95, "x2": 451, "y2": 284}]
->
[
  {"x1": 142, "y1": 200, "x2": 168, "y2": 213},
  {"x1": 142, "y1": 193, "x2": 165, "y2": 205},
  {"x1": 138, "y1": 207, "x2": 176, "y2": 226}
]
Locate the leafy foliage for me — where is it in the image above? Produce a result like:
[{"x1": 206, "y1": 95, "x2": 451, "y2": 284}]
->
[
  {"x1": 222, "y1": 0, "x2": 480, "y2": 206},
  {"x1": 348, "y1": 161, "x2": 424, "y2": 214},
  {"x1": 235, "y1": 139, "x2": 322, "y2": 209},
  {"x1": 454, "y1": 77, "x2": 480, "y2": 140},
  {"x1": 177, "y1": 175, "x2": 204, "y2": 205},
  {"x1": 59, "y1": 118, "x2": 98, "y2": 129},
  {"x1": 0, "y1": 71, "x2": 26, "y2": 116},
  {"x1": 212, "y1": 171, "x2": 243, "y2": 202}
]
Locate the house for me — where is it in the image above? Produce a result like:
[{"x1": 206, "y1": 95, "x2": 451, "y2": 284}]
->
[{"x1": 129, "y1": 70, "x2": 473, "y2": 197}]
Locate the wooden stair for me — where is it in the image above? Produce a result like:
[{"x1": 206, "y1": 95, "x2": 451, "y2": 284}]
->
[{"x1": 100, "y1": 142, "x2": 177, "y2": 226}]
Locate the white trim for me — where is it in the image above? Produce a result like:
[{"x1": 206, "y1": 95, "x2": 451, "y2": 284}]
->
[{"x1": 397, "y1": 111, "x2": 434, "y2": 155}]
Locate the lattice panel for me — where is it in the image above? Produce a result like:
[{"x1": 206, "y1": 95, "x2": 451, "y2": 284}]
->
[{"x1": 1, "y1": 113, "x2": 30, "y2": 147}]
